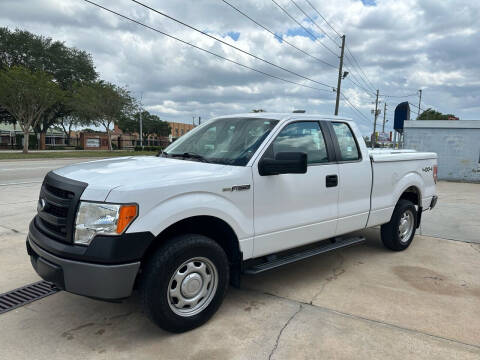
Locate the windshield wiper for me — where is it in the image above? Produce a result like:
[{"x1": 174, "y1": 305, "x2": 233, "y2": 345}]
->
[{"x1": 168, "y1": 152, "x2": 210, "y2": 163}]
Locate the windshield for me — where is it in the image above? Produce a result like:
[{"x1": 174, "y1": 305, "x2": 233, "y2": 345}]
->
[{"x1": 163, "y1": 117, "x2": 279, "y2": 166}]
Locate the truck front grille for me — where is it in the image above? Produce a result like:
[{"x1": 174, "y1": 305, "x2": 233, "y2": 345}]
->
[{"x1": 35, "y1": 172, "x2": 87, "y2": 244}]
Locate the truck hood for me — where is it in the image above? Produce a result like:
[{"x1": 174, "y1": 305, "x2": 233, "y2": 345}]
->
[{"x1": 53, "y1": 156, "x2": 233, "y2": 201}]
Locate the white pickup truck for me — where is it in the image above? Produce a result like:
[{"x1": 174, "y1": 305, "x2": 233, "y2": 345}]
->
[{"x1": 27, "y1": 113, "x2": 438, "y2": 332}]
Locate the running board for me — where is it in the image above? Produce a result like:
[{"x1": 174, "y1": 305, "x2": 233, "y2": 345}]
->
[{"x1": 244, "y1": 236, "x2": 365, "y2": 275}]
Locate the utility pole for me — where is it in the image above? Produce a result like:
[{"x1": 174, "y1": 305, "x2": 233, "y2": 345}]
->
[
  {"x1": 334, "y1": 35, "x2": 346, "y2": 116},
  {"x1": 382, "y1": 101, "x2": 387, "y2": 133},
  {"x1": 372, "y1": 89, "x2": 379, "y2": 148},
  {"x1": 417, "y1": 89, "x2": 422, "y2": 118},
  {"x1": 139, "y1": 111, "x2": 143, "y2": 148},
  {"x1": 139, "y1": 92, "x2": 143, "y2": 149}
]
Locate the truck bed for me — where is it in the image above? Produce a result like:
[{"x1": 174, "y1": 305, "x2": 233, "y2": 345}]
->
[
  {"x1": 367, "y1": 149, "x2": 437, "y2": 228},
  {"x1": 368, "y1": 149, "x2": 437, "y2": 162}
]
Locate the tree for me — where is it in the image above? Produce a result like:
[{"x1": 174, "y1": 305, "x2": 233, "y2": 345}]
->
[
  {"x1": 417, "y1": 108, "x2": 458, "y2": 120},
  {"x1": 0, "y1": 66, "x2": 63, "y2": 153},
  {"x1": 71, "y1": 81, "x2": 135, "y2": 150},
  {"x1": 0, "y1": 28, "x2": 97, "y2": 84},
  {"x1": 118, "y1": 110, "x2": 171, "y2": 140},
  {"x1": 59, "y1": 116, "x2": 82, "y2": 145},
  {"x1": 148, "y1": 115, "x2": 171, "y2": 138},
  {"x1": 0, "y1": 106, "x2": 15, "y2": 125},
  {"x1": 0, "y1": 27, "x2": 97, "y2": 148}
]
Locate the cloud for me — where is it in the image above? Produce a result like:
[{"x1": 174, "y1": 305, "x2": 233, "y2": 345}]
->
[{"x1": 1, "y1": 0, "x2": 479, "y2": 135}]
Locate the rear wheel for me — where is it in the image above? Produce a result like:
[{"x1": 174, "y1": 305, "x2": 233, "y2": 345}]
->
[
  {"x1": 140, "y1": 234, "x2": 229, "y2": 333},
  {"x1": 381, "y1": 199, "x2": 417, "y2": 251}
]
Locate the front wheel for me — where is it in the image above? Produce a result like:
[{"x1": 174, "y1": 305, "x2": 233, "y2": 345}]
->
[
  {"x1": 140, "y1": 234, "x2": 229, "y2": 333},
  {"x1": 381, "y1": 199, "x2": 417, "y2": 251}
]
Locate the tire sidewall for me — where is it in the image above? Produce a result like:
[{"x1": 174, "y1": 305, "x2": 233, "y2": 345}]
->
[
  {"x1": 392, "y1": 202, "x2": 417, "y2": 249},
  {"x1": 142, "y1": 235, "x2": 229, "y2": 332}
]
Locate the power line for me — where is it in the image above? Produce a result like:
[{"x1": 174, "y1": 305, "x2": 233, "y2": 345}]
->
[
  {"x1": 297, "y1": 1, "x2": 422, "y2": 118},
  {"x1": 380, "y1": 92, "x2": 417, "y2": 98},
  {"x1": 270, "y1": 0, "x2": 339, "y2": 58},
  {"x1": 340, "y1": 92, "x2": 371, "y2": 123},
  {"x1": 130, "y1": 0, "x2": 335, "y2": 89},
  {"x1": 408, "y1": 101, "x2": 427, "y2": 113},
  {"x1": 346, "y1": 76, "x2": 375, "y2": 97},
  {"x1": 221, "y1": 0, "x2": 336, "y2": 69},
  {"x1": 82, "y1": 0, "x2": 335, "y2": 94},
  {"x1": 344, "y1": 50, "x2": 376, "y2": 92},
  {"x1": 288, "y1": 0, "x2": 340, "y2": 47},
  {"x1": 344, "y1": 64, "x2": 376, "y2": 95},
  {"x1": 292, "y1": 0, "x2": 380, "y2": 120},
  {"x1": 304, "y1": 0, "x2": 342, "y2": 38},
  {"x1": 290, "y1": 0, "x2": 375, "y2": 102}
]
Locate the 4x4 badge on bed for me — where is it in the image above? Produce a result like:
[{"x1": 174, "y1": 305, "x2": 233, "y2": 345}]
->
[{"x1": 422, "y1": 166, "x2": 432, "y2": 172}]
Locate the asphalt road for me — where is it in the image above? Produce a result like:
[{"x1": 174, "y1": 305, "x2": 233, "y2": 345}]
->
[
  {"x1": 0, "y1": 158, "x2": 479, "y2": 359},
  {"x1": 0, "y1": 158, "x2": 93, "y2": 185}
]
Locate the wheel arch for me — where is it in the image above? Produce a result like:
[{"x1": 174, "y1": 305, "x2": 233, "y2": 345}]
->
[
  {"x1": 141, "y1": 215, "x2": 243, "y2": 286},
  {"x1": 396, "y1": 185, "x2": 422, "y2": 228},
  {"x1": 398, "y1": 185, "x2": 421, "y2": 207}
]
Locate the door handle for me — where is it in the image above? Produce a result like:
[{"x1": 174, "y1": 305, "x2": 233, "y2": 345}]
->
[{"x1": 326, "y1": 174, "x2": 338, "y2": 187}]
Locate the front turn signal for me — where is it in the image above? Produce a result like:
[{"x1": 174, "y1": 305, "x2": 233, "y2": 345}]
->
[{"x1": 117, "y1": 204, "x2": 138, "y2": 234}]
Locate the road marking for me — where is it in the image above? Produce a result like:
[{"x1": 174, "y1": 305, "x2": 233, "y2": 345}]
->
[
  {"x1": 0, "y1": 166, "x2": 56, "y2": 171},
  {"x1": 0, "y1": 181, "x2": 42, "y2": 186}
]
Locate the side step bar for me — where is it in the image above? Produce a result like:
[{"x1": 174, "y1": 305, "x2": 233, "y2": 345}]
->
[{"x1": 244, "y1": 236, "x2": 365, "y2": 275}]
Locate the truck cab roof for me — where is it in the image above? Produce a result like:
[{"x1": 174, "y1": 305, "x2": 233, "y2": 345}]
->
[{"x1": 214, "y1": 112, "x2": 353, "y2": 123}]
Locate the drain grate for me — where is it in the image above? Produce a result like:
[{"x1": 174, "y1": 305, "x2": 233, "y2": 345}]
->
[{"x1": 0, "y1": 281, "x2": 60, "y2": 314}]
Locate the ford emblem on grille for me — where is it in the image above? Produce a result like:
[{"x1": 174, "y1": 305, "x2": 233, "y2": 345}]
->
[{"x1": 37, "y1": 198, "x2": 47, "y2": 212}]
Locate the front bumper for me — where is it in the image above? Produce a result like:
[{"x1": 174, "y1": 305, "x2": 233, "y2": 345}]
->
[{"x1": 27, "y1": 236, "x2": 140, "y2": 300}]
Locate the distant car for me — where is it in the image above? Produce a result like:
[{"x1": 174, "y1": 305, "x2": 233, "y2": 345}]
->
[{"x1": 27, "y1": 113, "x2": 438, "y2": 332}]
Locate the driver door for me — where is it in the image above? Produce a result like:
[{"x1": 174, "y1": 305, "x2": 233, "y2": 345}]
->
[{"x1": 252, "y1": 120, "x2": 339, "y2": 257}]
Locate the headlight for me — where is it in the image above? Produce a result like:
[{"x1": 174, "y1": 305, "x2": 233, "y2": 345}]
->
[{"x1": 74, "y1": 202, "x2": 138, "y2": 245}]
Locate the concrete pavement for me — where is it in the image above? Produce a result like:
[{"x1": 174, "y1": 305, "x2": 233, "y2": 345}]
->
[{"x1": 0, "y1": 158, "x2": 479, "y2": 359}]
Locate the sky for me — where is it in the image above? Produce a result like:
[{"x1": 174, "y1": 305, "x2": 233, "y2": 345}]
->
[{"x1": 1, "y1": 0, "x2": 479, "y2": 135}]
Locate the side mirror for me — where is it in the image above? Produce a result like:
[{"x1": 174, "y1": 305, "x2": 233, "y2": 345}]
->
[{"x1": 258, "y1": 152, "x2": 307, "y2": 176}]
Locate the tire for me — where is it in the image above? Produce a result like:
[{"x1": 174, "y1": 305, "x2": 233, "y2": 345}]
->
[
  {"x1": 381, "y1": 199, "x2": 417, "y2": 251},
  {"x1": 140, "y1": 234, "x2": 229, "y2": 333}
]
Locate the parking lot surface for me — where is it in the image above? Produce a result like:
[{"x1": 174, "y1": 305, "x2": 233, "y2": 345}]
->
[{"x1": 1, "y1": 159, "x2": 479, "y2": 359}]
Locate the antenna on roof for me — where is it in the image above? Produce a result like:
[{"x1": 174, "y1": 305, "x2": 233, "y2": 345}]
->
[{"x1": 292, "y1": 110, "x2": 306, "y2": 113}]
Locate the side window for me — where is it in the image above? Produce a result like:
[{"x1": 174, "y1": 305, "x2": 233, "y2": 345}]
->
[
  {"x1": 265, "y1": 121, "x2": 329, "y2": 164},
  {"x1": 331, "y1": 122, "x2": 360, "y2": 161}
]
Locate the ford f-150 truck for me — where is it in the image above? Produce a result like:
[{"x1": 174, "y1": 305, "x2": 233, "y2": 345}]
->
[{"x1": 27, "y1": 113, "x2": 438, "y2": 332}]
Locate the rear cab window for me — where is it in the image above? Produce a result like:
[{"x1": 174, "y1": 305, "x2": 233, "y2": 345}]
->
[{"x1": 331, "y1": 122, "x2": 360, "y2": 161}]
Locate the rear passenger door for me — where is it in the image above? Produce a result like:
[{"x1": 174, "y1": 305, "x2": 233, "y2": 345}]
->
[
  {"x1": 327, "y1": 121, "x2": 372, "y2": 235},
  {"x1": 252, "y1": 120, "x2": 339, "y2": 257}
]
